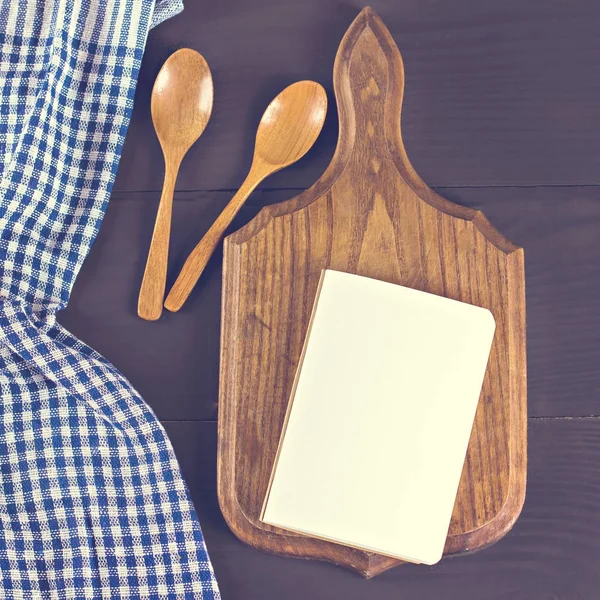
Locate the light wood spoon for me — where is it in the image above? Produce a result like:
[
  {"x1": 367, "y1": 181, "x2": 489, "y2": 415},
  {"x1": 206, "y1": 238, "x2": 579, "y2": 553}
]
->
[
  {"x1": 164, "y1": 80, "x2": 327, "y2": 312},
  {"x1": 138, "y1": 48, "x2": 213, "y2": 321}
]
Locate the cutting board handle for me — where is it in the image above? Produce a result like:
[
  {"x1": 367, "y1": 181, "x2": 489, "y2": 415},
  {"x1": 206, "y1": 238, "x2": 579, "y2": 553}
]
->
[
  {"x1": 330, "y1": 7, "x2": 421, "y2": 186},
  {"x1": 320, "y1": 6, "x2": 518, "y2": 255}
]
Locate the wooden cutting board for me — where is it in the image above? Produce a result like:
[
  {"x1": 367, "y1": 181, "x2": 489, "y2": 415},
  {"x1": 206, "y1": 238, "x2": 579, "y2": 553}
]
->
[{"x1": 218, "y1": 6, "x2": 526, "y2": 577}]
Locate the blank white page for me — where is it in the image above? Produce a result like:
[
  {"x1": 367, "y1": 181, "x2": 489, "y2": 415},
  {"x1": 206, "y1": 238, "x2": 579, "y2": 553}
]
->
[{"x1": 261, "y1": 269, "x2": 496, "y2": 565}]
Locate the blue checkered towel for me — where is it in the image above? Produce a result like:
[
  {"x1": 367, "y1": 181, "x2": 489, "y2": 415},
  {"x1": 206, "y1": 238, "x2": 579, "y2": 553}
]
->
[{"x1": 0, "y1": 1, "x2": 220, "y2": 598}]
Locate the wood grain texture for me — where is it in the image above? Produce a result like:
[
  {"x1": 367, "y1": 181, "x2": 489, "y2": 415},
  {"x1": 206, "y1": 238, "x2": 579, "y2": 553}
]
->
[
  {"x1": 164, "y1": 81, "x2": 327, "y2": 312},
  {"x1": 165, "y1": 419, "x2": 600, "y2": 600},
  {"x1": 218, "y1": 8, "x2": 526, "y2": 577}
]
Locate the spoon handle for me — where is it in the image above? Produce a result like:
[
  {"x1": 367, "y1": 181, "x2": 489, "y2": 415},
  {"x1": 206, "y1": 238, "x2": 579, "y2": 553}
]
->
[
  {"x1": 164, "y1": 174, "x2": 260, "y2": 312},
  {"x1": 138, "y1": 158, "x2": 179, "y2": 321}
]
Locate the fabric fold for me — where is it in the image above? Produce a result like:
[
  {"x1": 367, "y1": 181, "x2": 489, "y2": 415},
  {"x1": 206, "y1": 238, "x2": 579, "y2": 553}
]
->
[{"x1": 0, "y1": 1, "x2": 220, "y2": 597}]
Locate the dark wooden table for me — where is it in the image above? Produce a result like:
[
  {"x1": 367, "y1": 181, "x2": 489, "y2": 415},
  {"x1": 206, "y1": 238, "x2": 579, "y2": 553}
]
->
[{"x1": 58, "y1": 1, "x2": 600, "y2": 598}]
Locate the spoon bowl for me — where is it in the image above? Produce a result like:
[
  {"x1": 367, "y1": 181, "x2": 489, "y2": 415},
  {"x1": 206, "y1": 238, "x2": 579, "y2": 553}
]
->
[
  {"x1": 253, "y1": 80, "x2": 327, "y2": 169},
  {"x1": 151, "y1": 48, "x2": 213, "y2": 157}
]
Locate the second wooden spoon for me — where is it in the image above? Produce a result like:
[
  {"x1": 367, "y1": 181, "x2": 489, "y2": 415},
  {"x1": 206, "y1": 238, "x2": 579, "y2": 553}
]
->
[{"x1": 164, "y1": 80, "x2": 327, "y2": 312}]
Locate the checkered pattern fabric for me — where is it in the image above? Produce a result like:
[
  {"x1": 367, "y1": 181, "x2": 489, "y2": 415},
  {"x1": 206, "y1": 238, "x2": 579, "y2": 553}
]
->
[{"x1": 0, "y1": 1, "x2": 220, "y2": 598}]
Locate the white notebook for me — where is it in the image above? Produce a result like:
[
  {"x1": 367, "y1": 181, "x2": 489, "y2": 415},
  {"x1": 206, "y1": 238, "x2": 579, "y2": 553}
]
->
[{"x1": 261, "y1": 269, "x2": 496, "y2": 565}]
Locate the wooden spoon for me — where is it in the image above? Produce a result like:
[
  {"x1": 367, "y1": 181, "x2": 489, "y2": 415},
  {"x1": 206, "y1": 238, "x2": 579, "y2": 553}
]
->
[
  {"x1": 138, "y1": 48, "x2": 213, "y2": 321},
  {"x1": 164, "y1": 80, "x2": 327, "y2": 312}
]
